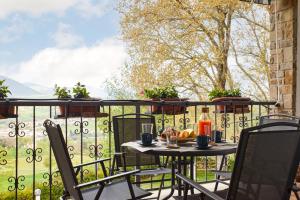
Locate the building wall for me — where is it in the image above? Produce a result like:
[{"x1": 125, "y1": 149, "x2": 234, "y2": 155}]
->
[
  {"x1": 269, "y1": 0, "x2": 297, "y2": 114},
  {"x1": 296, "y1": 0, "x2": 300, "y2": 116}
]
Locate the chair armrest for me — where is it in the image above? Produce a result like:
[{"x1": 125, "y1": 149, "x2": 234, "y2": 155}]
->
[
  {"x1": 53, "y1": 158, "x2": 111, "y2": 175},
  {"x1": 73, "y1": 158, "x2": 111, "y2": 170},
  {"x1": 113, "y1": 152, "x2": 125, "y2": 156},
  {"x1": 176, "y1": 173, "x2": 225, "y2": 200},
  {"x1": 74, "y1": 169, "x2": 140, "y2": 189}
]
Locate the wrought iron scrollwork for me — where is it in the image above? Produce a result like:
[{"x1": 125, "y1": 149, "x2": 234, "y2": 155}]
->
[
  {"x1": 239, "y1": 116, "x2": 248, "y2": 128},
  {"x1": 230, "y1": 135, "x2": 240, "y2": 143},
  {"x1": 102, "y1": 119, "x2": 111, "y2": 134},
  {"x1": 221, "y1": 114, "x2": 230, "y2": 129},
  {"x1": 0, "y1": 150, "x2": 7, "y2": 165},
  {"x1": 67, "y1": 146, "x2": 75, "y2": 159},
  {"x1": 255, "y1": 116, "x2": 260, "y2": 126},
  {"x1": 8, "y1": 176, "x2": 25, "y2": 191},
  {"x1": 42, "y1": 171, "x2": 60, "y2": 187},
  {"x1": 82, "y1": 169, "x2": 90, "y2": 182},
  {"x1": 8, "y1": 122, "x2": 26, "y2": 137},
  {"x1": 74, "y1": 121, "x2": 89, "y2": 134},
  {"x1": 26, "y1": 148, "x2": 43, "y2": 163},
  {"x1": 179, "y1": 117, "x2": 190, "y2": 130},
  {"x1": 157, "y1": 117, "x2": 170, "y2": 131},
  {"x1": 89, "y1": 144, "x2": 103, "y2": 158}
]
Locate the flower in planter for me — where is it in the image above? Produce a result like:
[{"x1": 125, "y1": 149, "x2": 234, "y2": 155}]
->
[
  {"x1": 72, "y1": 82, "x2": 90, "y2": 99},
  {"x1": 54, "y1": 84, "x2": 71, "y2": 99},
  {"x1": 144, "y1": 85, "x2": 179, "y2": 99},
  {"x1": 143, "y1": 86, "x2": 188, "y2": 115},
  {"x1": 208, "y1": 88, "x2": 241, "y2": 100},
  {"x1": 0, "y1": 80, "x2": 11, "y2": 99}
]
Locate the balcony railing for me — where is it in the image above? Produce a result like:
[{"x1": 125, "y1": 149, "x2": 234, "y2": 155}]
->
[{"x1": 0, "y1": 99, "x2": 276, "y2": 199}]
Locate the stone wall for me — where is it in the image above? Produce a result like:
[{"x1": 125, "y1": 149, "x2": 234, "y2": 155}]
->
[{"x1": 269, "y1": 0, "x2": 297, "y2": 114}]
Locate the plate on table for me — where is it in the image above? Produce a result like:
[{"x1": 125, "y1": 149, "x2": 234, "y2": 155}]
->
[
  {"x1": 159, "y1": 137, "x2": 195, "y2": 143},
  {"x1": 137, "y1": 141, "x2": 157, "y2": 147},
  {"x1": 195, "y1": 144, "x2": 213, "y2": 150}
]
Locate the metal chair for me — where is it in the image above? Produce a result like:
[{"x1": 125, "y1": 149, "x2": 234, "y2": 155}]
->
[
  {"x1": 112, "y1": 114, "x2": 171, "y2": 199},
  {"x1": 43, "y1": 119, "x2": 151, "y2": 200},
  {"x1": 214, "y1": 114, "x2": 300, "y2": 198},
  {"x1": 176, "y1": 122, "x2": 300, "y2": 200},
  {"x1": 259, "y1": 114, "x2": 300, "y2": 130}
]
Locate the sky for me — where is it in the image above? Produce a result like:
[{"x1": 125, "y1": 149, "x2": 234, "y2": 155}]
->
[{"x1": 0, "y1": 0, "x2": 126, "y2": 97}]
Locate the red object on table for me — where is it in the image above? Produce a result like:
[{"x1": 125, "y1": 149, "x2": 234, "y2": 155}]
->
[
  {"x1": 198, "y1": 107, "x2": 212, "y2": 136},
  {"x1": 198, "y1": 120, "x2": 211, "y2": 136}
]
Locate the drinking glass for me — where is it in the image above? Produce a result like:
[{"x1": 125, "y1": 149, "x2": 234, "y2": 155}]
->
[
  {"x1": 141, "y1": 123, "x2": 153, "y2": 134},
  {"x1": 140, "y1": 123, "x2": 153, "y2": 146},
  {"x1": 165, "y1": 127, "x2": 178, "y2": 148}
]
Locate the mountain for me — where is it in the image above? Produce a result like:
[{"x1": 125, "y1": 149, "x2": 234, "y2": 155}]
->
[
  {"x1": 24, "y1": 82, "x2": 53, "y2": 96},
  {"x1": 0, "y1": 75, "x2": 41, "y2": 97}
]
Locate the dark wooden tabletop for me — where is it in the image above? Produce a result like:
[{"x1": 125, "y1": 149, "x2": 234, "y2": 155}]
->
[{"x1": 121, "y1": 141, "x2": 237, "y2": 156}]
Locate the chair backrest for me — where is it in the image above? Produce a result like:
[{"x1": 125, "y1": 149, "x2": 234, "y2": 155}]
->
[
  {"x1": 227, "y1": 122, "x2": 300, "y2": 200},
  {"x1": 43, "y1": 120, "x2": 82, "y2": 200},
  {"x1": 259, "y1": 114, "x2": 300, "y2": 130},
  {"x1": 112, "y1": 114, "x2": 159, "y2": 167}
]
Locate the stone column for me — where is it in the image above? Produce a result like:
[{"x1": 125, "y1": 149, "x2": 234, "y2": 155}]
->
[{"x1": 269, "y1": 0, "x2": 297, "y2": 115}]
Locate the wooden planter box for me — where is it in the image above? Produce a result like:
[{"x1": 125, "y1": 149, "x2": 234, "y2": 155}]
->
[
  {"x1": 211, "y1": 97, "x2": 251, "y2": 114},
  {"x1": 149, "y1": 98, "x2": 188, "y2": 115},
  {"x1": 57, "y1": 99, "x2": 108, "y2": 118},
  {"x1": 0, "y1": 103, "x2": 16, "y2": 119}
]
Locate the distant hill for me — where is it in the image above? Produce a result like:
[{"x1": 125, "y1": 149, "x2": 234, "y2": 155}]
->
[
  {"x1": 0, "y1": 75, "x2": 41, "y2": 98},
  {"x1": 24, "y1": 82, "x2": 53, "y2": 97}
]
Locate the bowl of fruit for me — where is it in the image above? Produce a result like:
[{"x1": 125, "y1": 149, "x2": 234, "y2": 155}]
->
[{"x1": 159, "y1": 128, "x2": 196, "y2": 143}]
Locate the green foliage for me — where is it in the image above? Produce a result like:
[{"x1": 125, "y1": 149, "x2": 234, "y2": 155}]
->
[
  {"x1": 0, "y1": 80, "x2": 11, "y2": 99},
  {"x1": 0, "y1": 183, "x2": 64, "y2": 200},
  {"x1": 54, "y1": 84, "x2": 71, "y2": 99},
  {"x1": 54, "y1": 82, "x2": 90, "y2": 99},
  {"x1": 144, "y1": 85, "x2": 179, "y2": 99},
  {"x1": 72, "y1": 82, "x2": 90, "y2": 98},
  {"x1": 208, "y1": 88, "x2": 241, "y2": 100}
]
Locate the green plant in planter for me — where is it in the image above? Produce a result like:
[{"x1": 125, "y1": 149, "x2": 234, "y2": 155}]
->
[
  {"x1": 72, "y1": 82, "x2": 90, "y2": 98},
  {"x1": 54, "y1": 84, "x2": 71, "y2": 99},
  {"x1": 0, "y1": 80, "x2": 11, "y2": 99},
  {"x1": 208, "y1": 88, "x2": 241, "y2": 100},
  {"x1": 144, "y1": 85, "x2": 179, "y2": 99}
]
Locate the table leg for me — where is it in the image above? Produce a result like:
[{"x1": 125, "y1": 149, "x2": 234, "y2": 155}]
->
[
  {"x1": 162, "y1": 156, "x2": 176, "y2": 200},
  {"x1": 178, "y1": 156, "x2": 182, "y2": 196},
  {"x1": 214, "y1": 155, "x2": 226, "y2": 192},
  {"x1": 190, "y1": 156, "x2": 194, "y2": 195}
]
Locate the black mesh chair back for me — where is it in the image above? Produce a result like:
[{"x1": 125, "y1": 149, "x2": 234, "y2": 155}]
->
[
  {"x1": 259, "y1": 114, "x2": 300, "y2": 131},
  {"x1": 227, "y1": 122, "x2": 300, "y2": 200},
  {"x1": 113, "y1": 114, "x2": 159, "y2": 167},
  {"x1": 44, "y1": 120, "x2": 82, "y2": 199}
]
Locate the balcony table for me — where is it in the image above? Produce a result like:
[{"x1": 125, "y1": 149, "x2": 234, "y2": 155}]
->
[{"x1": 121, "y1": 140, "x2": 237, "y2": 200}]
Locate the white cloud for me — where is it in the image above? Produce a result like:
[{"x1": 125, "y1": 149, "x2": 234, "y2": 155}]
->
[
  {"x1": 0, "y1": 0, "x2": 114, "y2": 19},
  {"x1": 0, "y1": 0, "x2": 77, "y2": 19},
  {"x1": 75, "y1": 0, "x2": 112, "y2": 19},
  {"x1": 0, "y1": 15, "x2": 29, "y2": 43},
  {"x1": 52, "y1": 23, "x2": 84, "y2": 48},
  {"x1": 11, "y1": 38, "x2": 127, "y2": 96}
]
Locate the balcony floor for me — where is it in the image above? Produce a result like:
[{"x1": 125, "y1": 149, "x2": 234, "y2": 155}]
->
[
  {"x1": 148, "y1": 182, "x2": 300, "y2": 200},
  {"x1": 148, "y1": 182, "x2": 227, "y2": 199}
]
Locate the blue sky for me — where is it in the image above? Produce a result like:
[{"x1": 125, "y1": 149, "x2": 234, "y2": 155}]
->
[{"x1": 0, "y1": 0, "x2": 126, "y2": 97}]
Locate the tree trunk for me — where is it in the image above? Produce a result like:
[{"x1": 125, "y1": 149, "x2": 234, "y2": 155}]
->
[{"x1": 217, "y1": 64, "x2": 227, "y2": 90}]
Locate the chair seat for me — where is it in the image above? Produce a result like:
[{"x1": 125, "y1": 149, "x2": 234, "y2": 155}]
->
[
  {"x1": 173, "y1": 189, "x2": 228, "y2": 200},
  {"x1": 81, "y1": 180, "x2": 152, "y2": 200},
  {"x1": 134, "y1": 167, "x2": 172, "y2": 176},
  {"x1": 212, "y1": 170, "x2": 232, "y2": 179}
]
